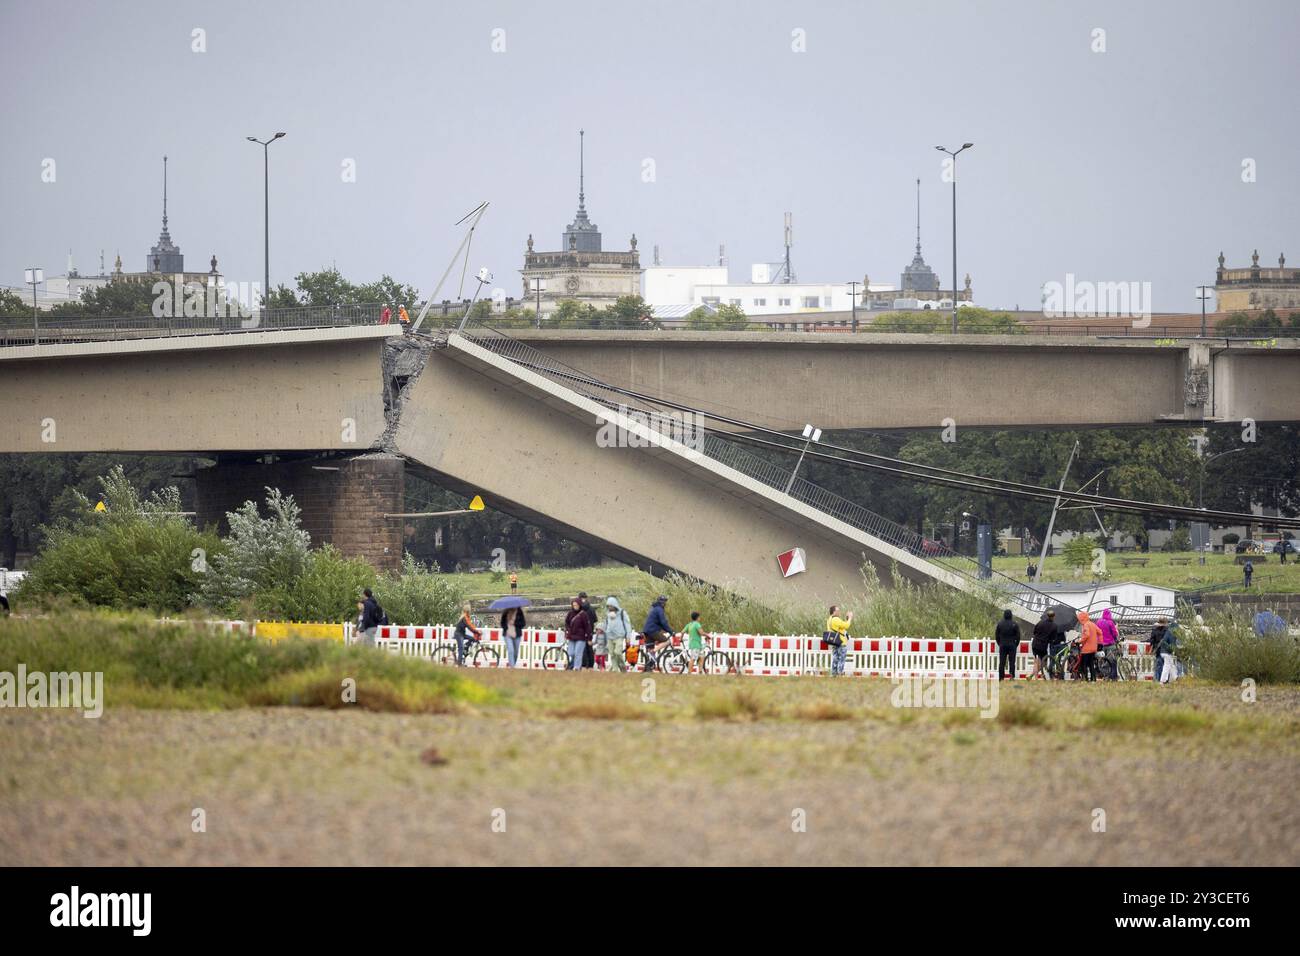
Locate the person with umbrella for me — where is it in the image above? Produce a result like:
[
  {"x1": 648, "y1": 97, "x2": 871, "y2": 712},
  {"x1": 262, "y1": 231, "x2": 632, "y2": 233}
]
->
[{"x1": 489, "y1": 595, "x2": 531, "y2": 668}]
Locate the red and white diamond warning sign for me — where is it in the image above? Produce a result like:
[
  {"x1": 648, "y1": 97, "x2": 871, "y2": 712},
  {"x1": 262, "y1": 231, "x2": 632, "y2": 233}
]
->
[{"x1": 776, "y1": 547, "x2": 806, "y2": 577}]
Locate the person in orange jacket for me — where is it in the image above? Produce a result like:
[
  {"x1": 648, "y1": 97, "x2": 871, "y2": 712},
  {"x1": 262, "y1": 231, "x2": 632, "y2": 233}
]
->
[
  {"x1": 398, "y1": 305, "x2": 411, "y2": 324},
  {"x1": 1076, "y1": 610, "x2": 1101, "y2": 682}
]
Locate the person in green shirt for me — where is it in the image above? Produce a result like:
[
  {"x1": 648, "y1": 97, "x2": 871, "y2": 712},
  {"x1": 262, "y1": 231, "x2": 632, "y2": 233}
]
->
[{"x1": 684, "y1": 611, "x2": 709, "y2": 673}]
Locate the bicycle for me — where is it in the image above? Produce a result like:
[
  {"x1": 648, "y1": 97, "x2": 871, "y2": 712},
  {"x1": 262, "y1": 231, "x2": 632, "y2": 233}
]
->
[
  {"x1": 1048, "y1": 638, "x2": 1092, "y2": 681},
  {"x1": 628, "y1": 632, "x2": 673, "y2": 672},
  {"x1": 433, "y1": 618, "x2": 500, "y2": 668},
  {"x1": 541, "y1": 642, "x2": 574, "y2": 670},
  {"x1": 656, "y1": 634, "x2": 738, "y2": 675},
  {"x1": 1099, "y1": 641, "x2": 1137, "y2": 682}
]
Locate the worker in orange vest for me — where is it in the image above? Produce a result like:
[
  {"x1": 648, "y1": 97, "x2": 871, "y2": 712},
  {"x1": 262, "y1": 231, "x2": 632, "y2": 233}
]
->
[{"x1": 398, "y1": 305, "x2": 410, "y2": 324}]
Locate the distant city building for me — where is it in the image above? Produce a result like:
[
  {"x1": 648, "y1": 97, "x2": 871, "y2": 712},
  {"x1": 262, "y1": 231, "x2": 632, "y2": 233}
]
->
[
  {"x1": 862, "y1": 180, "x2": 972, "y2": 310},
  {"x1": 1214, "y1": 250, "x2": 1300, "y2": 313},
  {"x1": 519, "y1": 131, "x2": 642, "y2": 314},
  {"x1": 35, "y1": 157, "x2": 222, "y2": 307},
  {"x1": 644, "y1": 180, "x2": 977, "y2": 323},
  {"x1": 644, "y1": 262, "x2": 893, "y2": 320}
]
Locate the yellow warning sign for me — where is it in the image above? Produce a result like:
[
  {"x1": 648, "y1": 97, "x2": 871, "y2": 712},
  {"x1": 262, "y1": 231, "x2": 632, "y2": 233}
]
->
[
  {"x1": 94, "y1": 501, "x2": 107, "y2": 513},
  {"x1": 468, "y1": 495, "x2": 486, "y2": 511}
]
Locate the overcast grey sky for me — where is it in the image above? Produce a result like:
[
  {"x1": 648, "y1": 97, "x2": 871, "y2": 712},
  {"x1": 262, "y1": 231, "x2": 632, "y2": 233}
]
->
[{"x1": 2, "y1": 0, "x2": 1296, "y2": 312}]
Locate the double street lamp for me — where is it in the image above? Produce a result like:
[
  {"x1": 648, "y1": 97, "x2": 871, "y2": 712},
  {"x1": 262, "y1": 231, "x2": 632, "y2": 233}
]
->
[
  {"x1": 246, "y1": 132, "x2": 286, "y2": 308},
  {"x1": 935, "y1": 143, "x2": 974, "y2": 334}
]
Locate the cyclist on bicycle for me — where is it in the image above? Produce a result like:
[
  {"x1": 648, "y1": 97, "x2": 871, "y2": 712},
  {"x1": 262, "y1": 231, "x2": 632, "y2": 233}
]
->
[
  {"x1": 640, "y1": 594, "x2": 675, "y2": 672},
  {"x1": 453, "y1": 603, "x2": 481, "y2": 666}
]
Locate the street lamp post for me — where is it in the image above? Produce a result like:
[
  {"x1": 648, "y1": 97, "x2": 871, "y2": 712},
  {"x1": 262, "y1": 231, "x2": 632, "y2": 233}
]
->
[
  {"x1": 246, "y1": 132, "x2": 286, "y2": 309},
  {"x1": 1195, "y1": 285, "x2": 1213, "y2": 337},
  {"x1": 24, "y1": 267, "x2": 43, "y2": 343},
  {"x1": 848, "y1": 280, "x2": 859, "y2": 331},
  {"x1": 533, "y1": 277, "x2": 546, "y2": 328},
  {"x1": 1198, "y1": 447, "x2": 1247, "y2": 563},
  {"x1": 935, "y1": 143, "x2": 974, "y2": 334},
  {"x1": 784, "y1": 424, "x2": 822, "y2": 494}
]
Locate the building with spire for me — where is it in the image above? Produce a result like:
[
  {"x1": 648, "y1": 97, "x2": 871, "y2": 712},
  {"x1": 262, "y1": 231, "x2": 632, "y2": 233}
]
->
[
  {"x1": 33, "y1": 157, "x2": 224, "y2": 309},
  {"x1": 863, "y1": 179, "x2": 973, "y2": 310},
  {"x1": 108, "y1": 155, "x2": 221, "y2": 291},
  {"x1": 519, "y1": 131, "x2": 642, "y2": 314},
  {"x1": 146, "y1": 155, "x2": 184, "y2": 273}
]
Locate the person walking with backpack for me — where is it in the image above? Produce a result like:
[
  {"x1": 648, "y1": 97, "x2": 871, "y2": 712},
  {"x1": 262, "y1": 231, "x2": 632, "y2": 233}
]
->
[
  {"x1": 603, "y1": 596, "x2": 633, "y2": 672},
  {"x1": 453, "y1": 603, "x2": 481, "y2": 666},
  {"x1": 995, "y1": 609, "x2": 1021, "y2": 681},
  {"x1": 358, "y1": 588, "x2": 385, "y2": 647},
  {"x1": 564, "y1": 597, "x2": 592, "y2": 671},
  {"x1": 1243, "y1": 559, "x2": 1254, "y2": 589},
  {"x1": 826, "y1": 605, "x2": 852, "y2": 676}
]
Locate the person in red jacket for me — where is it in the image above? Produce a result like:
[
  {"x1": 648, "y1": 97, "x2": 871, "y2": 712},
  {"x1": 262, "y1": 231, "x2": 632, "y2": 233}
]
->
[{"x1": 380, "y1": 305, "x2": 392, "y2": 325}]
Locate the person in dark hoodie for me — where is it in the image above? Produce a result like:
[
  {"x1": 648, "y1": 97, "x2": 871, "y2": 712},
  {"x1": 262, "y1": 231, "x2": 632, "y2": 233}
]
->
[
  {"x1": 1030, "y1": 608, "x2": 1057, "y2": 679},
  {"x1": 995, "y1": 609, "x2": 1022, "y2": 681},
  {"x1": 578, "y1": 591, "x2": 598, "y2": 668},
  {"x1": 1148, "y1": 616, "x2": 1169, "y2": 682},
  {"x1": 641, "y1": 594, "x2": 674, "y2": 672}
]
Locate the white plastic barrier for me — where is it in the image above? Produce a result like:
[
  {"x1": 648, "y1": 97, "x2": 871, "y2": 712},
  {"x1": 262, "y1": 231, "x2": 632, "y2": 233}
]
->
[{"x1": 365, "y1": 626, "x2": 1157, "y2": 679}]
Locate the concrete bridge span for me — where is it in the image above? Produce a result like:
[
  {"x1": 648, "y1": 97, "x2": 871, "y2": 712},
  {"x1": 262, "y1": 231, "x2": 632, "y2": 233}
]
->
[{"x1": 508, "y1": 330, "x2": 1300, "y2": 431}]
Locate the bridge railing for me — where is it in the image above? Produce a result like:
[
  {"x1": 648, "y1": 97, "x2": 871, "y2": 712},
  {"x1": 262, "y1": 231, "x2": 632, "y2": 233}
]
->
[
  {"x1": 0, "y1": 303, "x2": 386, "y2": 347},
  {"x1": 456, "y1": 321, "x2": 1060, "y2": 618}
]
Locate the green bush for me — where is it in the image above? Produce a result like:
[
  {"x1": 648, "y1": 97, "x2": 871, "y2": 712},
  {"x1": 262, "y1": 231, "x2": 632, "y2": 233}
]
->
[
  {"x1": 1062, "y1": 535, "x2": 1099, "y2": 570},
  {"x1": 14, "y1": 467, "x2": 221, "y2": 613},
  {"x1": 377, "y1": 554, "x2": 464, "y2": 625},
  {"x1": 0, "y1": 610, "x2": 492, "y2": 712},
  {"x1": 196, "y1": 488, "x2": 311, "y2": 614},
  {"x1": 257, "y1": 545, "x2": 378, "y2": 623},
  {"x1": 853, "y1": 563, "x2": 1009, "y2": 639},
  {"x1": 619, "y1": 572, "x2": 823, "y2": 637},
  {"x1": 1177, "y1": 611, "x2": 1300, "y2": 683}
]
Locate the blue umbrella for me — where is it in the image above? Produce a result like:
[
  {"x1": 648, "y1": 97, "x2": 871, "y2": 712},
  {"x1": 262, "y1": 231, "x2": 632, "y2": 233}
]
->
[{"x1": 488, "y1": 596, "x2": 532, "y2": 611}]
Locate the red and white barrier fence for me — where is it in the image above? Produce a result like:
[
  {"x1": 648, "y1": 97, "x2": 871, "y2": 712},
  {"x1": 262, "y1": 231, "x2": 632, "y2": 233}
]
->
[{"x1": 368, "y1": 625, "x2": 1156, "y2": 679}]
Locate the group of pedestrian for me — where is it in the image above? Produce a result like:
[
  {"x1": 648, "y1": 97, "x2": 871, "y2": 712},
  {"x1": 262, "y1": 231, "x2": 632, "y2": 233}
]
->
[
  {"x1": 378, "y1": 304, "x2": 411, "y2": 326},
  {"x1": 557, "y1": 592, "x2": 711, "y2": 672},
  {"x1": 1017, "y1": 606, "x2": 1181, "y2": 683}
]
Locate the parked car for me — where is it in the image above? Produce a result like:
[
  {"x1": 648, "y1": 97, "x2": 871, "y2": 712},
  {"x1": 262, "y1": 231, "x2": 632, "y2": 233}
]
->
[{"x1": 1272, "y1": 540, "x2": 1298, "y2": 555}]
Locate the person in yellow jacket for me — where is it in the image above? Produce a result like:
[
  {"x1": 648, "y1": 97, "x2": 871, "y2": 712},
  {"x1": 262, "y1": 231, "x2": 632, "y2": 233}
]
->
[{"x1": 825, "y1": 605, "x2": 853, "y2": 676}]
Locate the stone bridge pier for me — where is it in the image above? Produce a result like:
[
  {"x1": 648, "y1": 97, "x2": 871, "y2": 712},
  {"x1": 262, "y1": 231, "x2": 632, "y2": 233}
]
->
[{"x1": 194, "y1": 455, "x2": 405, "y2": 572}]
